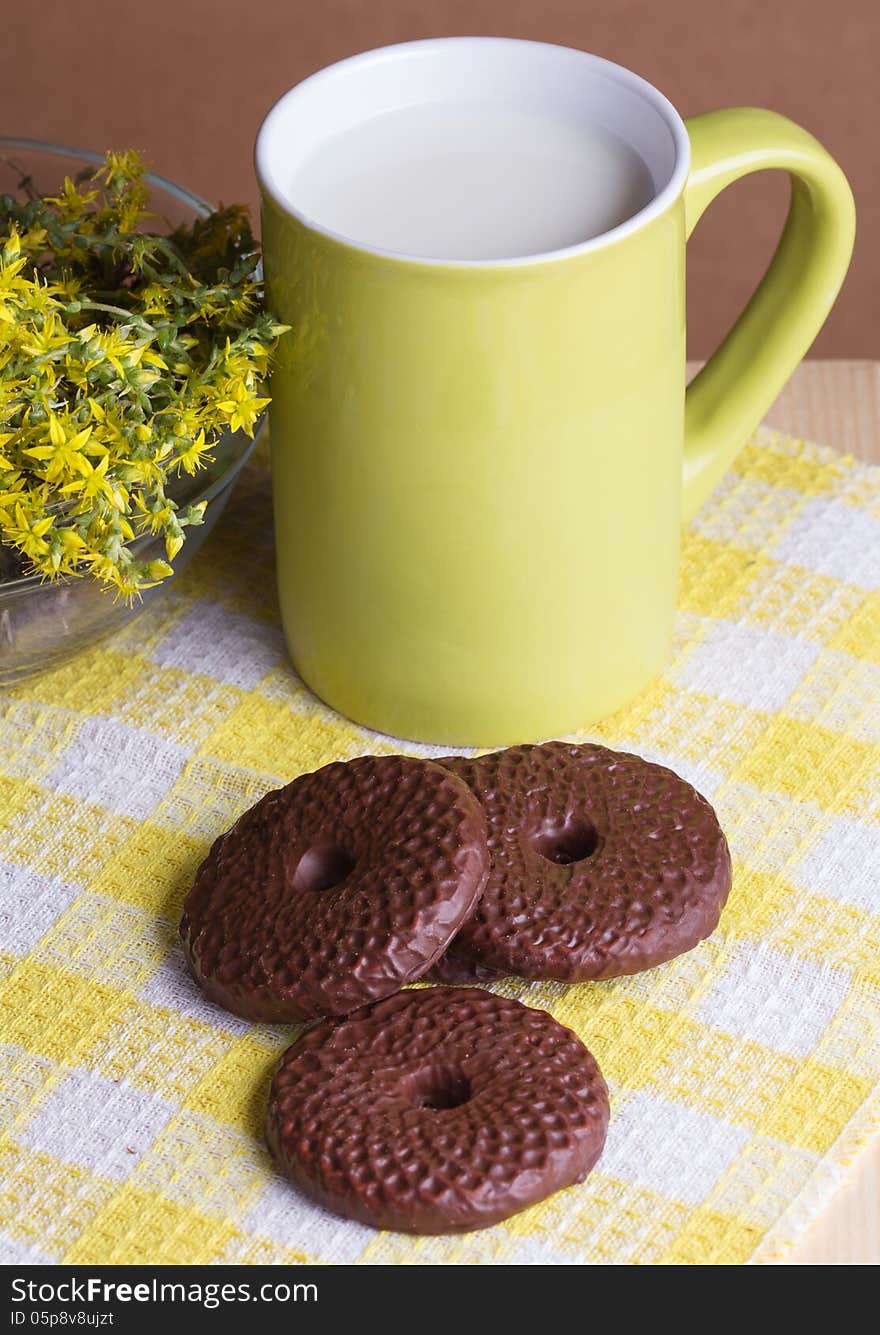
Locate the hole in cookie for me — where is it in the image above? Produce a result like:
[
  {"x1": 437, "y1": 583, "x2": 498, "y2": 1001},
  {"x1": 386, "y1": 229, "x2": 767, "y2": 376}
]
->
[
  {"x1": 531, "y1": 814, "x2": 599, "y2": 866},
  {"x1": 408, "y1": 1065, "x2": 472, "y2": 1111},
  {"x1": 291, "y1": 842, "x2": 355, "y2": 894}
]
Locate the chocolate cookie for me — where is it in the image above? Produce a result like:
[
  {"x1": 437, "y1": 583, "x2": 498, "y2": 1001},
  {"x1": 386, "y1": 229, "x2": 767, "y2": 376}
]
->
[
  {"x1": 266, "y1": 987, "x2": 609, "y2": 1233},
  {"x1": 180, "y1": 755, "x2": 489, "y2": 1022},
  {"x1": 435, "y1": 742, "x2": 731, "y2": 981}
]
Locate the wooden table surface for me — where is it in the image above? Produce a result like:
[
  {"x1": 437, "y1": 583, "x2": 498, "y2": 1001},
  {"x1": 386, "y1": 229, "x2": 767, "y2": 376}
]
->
[{"x1": 720, "y1": 359, "x2": 880, "y2": 1265}]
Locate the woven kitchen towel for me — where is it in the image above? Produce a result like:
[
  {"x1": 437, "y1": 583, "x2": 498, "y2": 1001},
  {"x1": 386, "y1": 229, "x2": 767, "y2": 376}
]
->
[{"x1": 0, "y1": 424, "x2": 878, "y2": 1266}]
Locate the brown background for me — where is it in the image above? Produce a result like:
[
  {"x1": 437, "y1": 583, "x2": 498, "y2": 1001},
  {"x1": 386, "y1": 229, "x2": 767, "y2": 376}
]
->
[{"x1": 2, "y1": 0, "x2": 877, "y2": 357}]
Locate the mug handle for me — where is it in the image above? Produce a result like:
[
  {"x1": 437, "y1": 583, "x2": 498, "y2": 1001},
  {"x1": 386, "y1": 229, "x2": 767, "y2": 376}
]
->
[{"x1": 681, "y1": 108, "x2": 855, "y2": 521}]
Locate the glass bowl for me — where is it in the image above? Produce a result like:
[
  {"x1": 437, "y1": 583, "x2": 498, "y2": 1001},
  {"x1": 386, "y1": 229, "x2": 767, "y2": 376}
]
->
[{"x1": 0, "y1": 138, "x2": 261, "y2": 685}]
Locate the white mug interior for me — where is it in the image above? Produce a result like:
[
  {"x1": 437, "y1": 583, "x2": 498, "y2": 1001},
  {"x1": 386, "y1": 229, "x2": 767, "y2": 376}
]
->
[{"x1": 255, "y1": 37, "x2": 691, "y2": 266}]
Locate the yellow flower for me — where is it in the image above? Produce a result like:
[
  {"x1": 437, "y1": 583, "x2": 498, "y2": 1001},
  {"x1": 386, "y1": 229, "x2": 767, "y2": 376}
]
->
[
  {"x1": 46, "y1": 177, "x2": 98, "y2": 218},
  {"x1": 74, "y1": 453, "x2": 117, "y2": 505},
  {"x1": 175, "y1": 430, "x2": 215, "y2": 475},
  {"x1": 216, "y1": 379, "x2": 271, "y2": 436},
  {"x1": 20, "y1": 314, "x2": 71, "y2": 359}
]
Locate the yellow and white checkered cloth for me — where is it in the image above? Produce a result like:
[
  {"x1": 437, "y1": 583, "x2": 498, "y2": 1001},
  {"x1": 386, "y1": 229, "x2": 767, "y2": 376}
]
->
[{"x1": 0, "y1": 425, "x2": 878, "y2": 1265}]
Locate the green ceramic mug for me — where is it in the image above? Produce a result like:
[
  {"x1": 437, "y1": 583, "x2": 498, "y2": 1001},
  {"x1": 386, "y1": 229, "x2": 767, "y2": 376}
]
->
[{"x1": 256, "y1": 38, "x2": 854, "y2": 746}]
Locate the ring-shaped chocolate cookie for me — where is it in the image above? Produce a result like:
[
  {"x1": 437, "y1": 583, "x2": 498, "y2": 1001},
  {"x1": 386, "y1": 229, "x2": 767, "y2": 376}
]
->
[
  {"x1": 180, "y1": 755, "x2": 489, "y2": 1022},
  {"x1": 266, "y1": 986, "x2": 609, "y2": 1233},
  {"x1": 435, "y1": 742, "x2": 731, "y2": 981}
]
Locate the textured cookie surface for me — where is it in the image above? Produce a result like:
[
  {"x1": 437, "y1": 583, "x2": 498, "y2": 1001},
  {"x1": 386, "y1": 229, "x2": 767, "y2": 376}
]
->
[
  {"x1": 266, "y1": 987, "x2": 609, "y2": 1233},
  {"x1": 436, "y1": 742, "x2": 731, "y2": 980},
  {"x1": 180, "y1": 755, "x2": 489, "y2": 1022}
]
